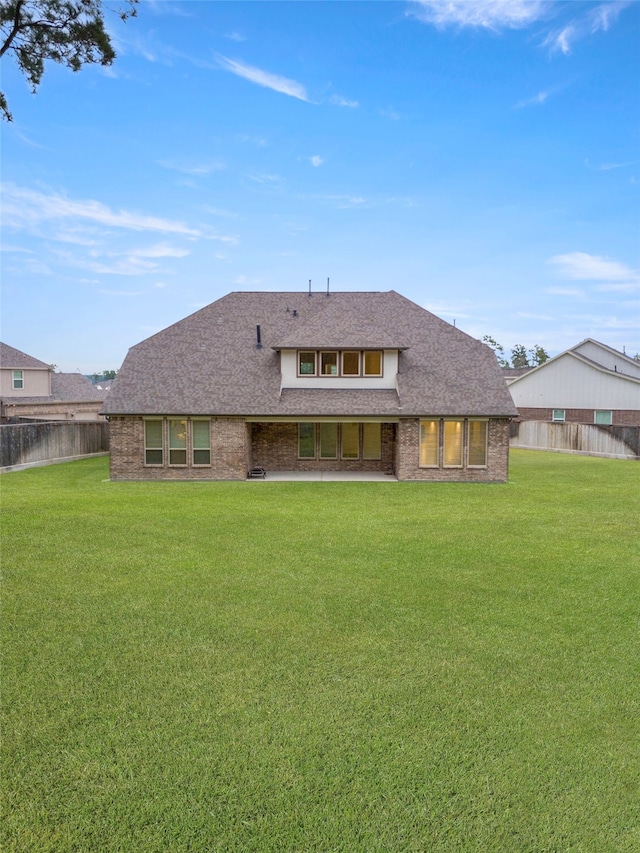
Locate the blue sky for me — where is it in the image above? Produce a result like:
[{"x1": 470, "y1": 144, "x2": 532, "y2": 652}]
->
[{"x1": 2, "y1": 0, "x2": 639, "y2": 372}]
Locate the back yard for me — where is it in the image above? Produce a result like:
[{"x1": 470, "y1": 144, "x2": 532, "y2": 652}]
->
[{"x1": 2, "y1": 451, "x2": 639, "y2": 852}]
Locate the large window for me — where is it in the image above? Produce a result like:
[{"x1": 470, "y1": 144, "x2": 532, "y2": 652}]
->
[
  {"x1": 297, "y1": 350, "x2": 383, "y2": 377},
  {"x1": 419, "y1": 420, "x2": 439, "y2": 466},
  {"x1": 169, "y1": 419, "x2": 187, "y2": 465},
  {"x1": 362, "y1": 422, "x2": 381, "y2": 460},
  {"x1": 594, "y1": 410, "x2": 612, "y2": 425},
  {"x1": 12, "y1": 370, "x2": 23, "y2": 390},
  {"x1": 144, "y1": 420, "x2": 163, "y2": 465},
  {"x1": 298, "y1": 422, "x2": 381, "y2": 460},
  {"x1": 192, "y1": 420, "x2": 211, "y2": 465},
  {"x1": 467, "y1": 420, "x2": 488, "y2": 467},
  {"x1": 420, "y1": 419, "x2": 488, "y2": 469}
]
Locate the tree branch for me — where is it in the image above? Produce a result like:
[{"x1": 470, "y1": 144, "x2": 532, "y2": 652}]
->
[{"x1": 0, "y1": 0, "x2": 26, "y2": 59}]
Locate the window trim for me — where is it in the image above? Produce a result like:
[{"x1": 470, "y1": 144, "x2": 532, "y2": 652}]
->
[
  {"x1": 296, "y1": 349, "x2": 384, "y2": 378},
  {"x1": 192, "y1": 419, "x2": 211, "y2": 466},
  {"x1": 467, "y1": 419, "x2": 488, "y2": 468},
  {"x1": 144, "y1": 419, "x2": 164, "y2": 466},
  {"x1": 594, "y1": 410, "x2": 613, "y2": 426},
  {"x1": 419, "y1": 419, "x2": 440, "y2": 467},
  {"x1": 12, "y1": 370, "x2": 24, "y2": 390},
  {"x1": 298, "y1": 351, "x2": 317, "y2": 377},
  {"x1": 298, "y1": 422, "x2": 316, "y2": 459},
  {"x1": 552, "y1": 409, "x2": 566, "y2": 423},
  {"x1": 320, "y1": 351, "x2": 339, "y2": 376}
]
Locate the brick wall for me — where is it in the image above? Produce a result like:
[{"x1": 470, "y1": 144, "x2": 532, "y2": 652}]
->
[
  {"x1": 396, "y1": 418, "x2": 511, "y2": 482},
  {"x1": 250, "y1": 422, "x2": 396, "y2": 473},
  {"x1": 517, "y1": 407, "x2": 640, "y2": 426},
  {"x1": 109, "y1": 416, "x2": 249, "y2": 480}
]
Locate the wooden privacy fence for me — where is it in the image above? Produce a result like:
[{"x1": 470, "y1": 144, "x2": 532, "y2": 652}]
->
[
  {"x1": 0, "y1": 421, "x2": 109, "y2": 470},
  {"x1": 510, "y1": 421, "x2": 639, "y2": 459}
]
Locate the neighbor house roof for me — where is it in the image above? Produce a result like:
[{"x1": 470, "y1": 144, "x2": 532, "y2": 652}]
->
[
  {"x1": 1, "y1": 373, "x2": 105, "y2": 405},
  {"x1": 104, "y1": 290, "x2": 518, "y2": 418},
  {"x1": 0, "y1": 342, "x2": 51, "y2": 370}
]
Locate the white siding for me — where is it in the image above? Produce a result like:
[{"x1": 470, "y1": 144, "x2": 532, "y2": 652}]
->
[
  {"x1": 508, "y1": 353, "x2": 640, "y2": 410},
  {"x1": 572, "y1": 341, "x2": 640, "y2": 379},
  {"x1": 280, "y1": 349, "x2": 398, "y2": 389}
]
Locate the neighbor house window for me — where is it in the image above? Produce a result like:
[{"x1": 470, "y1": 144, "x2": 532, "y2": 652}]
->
[
  {"x1": 363, "y1": 351, "x2": 382, "y2": 376},
  {"x1": 419, "y1": 420, "x2": 439, "y2": 467},
  {"x1": 169, "y1": 419, "x2": 187, "y2": 465},
  {"x1": 342, "y1": 351, "x2": 360, "y2": 376},
  {"x1": 467, "y1": 420, "x2": 488, "y2": 467},
  {"x1": 552, "y1": 409, "x2": 566, "y2": 422},
  {"x1": 192, "y1": 420, "x2": 211, "y2": 465},
  {"x1": 12, "y1": 370, "x2": 23, "y2": 390},
  {"x1": 298, "y1": 351, "x2": 316, "y2": 376},
  {"x1": 443, "y1": 420, "x2": 463, "y2": 467},
  {"x1": 319, "y1": 422, "x2": 338, "y2": 458},
  {"x1": 341, "y1": 422, "x2": 360, "y2": 459},
  {"x1": 362, "y1": 422, "x2": 382, "y2": 460},
  {"x1": 144, "y1": 420, "x2": 163, "y2": 465},
  {"x1": 321, "y1": 352, "x2": 338, "y2": 376},
  {"x1": 299, "y1": 423, "x2": 315, "y2": 458},
  {"x1": 594, "y1": 410, "x2": 612, "y2": 425}
]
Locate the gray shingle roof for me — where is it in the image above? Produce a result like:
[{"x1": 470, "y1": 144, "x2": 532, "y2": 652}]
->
[
  {"x1": 0, "y1": 342, "x2": 51, "y2": 370},
  {"x1": 104, "y1": 291, "x2": 517, "y2": 418}
]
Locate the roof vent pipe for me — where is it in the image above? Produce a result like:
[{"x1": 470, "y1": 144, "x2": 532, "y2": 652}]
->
[
  {"x1": 256, "y1": 324, "x2": 262, "y2": 349},
  {"x1": 326, "y1": 277, "x2": 330, "y2": 296},
  {"x1": 308, "y1": 279, "x2": 312, "y2": 296}
]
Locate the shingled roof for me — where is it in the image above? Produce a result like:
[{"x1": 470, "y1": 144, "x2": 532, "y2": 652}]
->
[
  {"x1": 104, "y1": 290, "x2": 517, "y2": 418},
  {"x1": 0, "y1": 342, "x2": 51, "y2": 370}
]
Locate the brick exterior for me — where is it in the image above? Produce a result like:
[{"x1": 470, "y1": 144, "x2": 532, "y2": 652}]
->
[
  {"x1": 109, "y1": 416, "x2": 511, "y2": 481},
  {"x1": 395, "y1": 418, "x2": 511, "y2": 482},
  {"x1": 517, "y1": 407, "x2": 640, "y2": 427},
  {"x1": 250, "y1": 422, "x2": 396, "y2": 473},
  {"x1": 108, "y1": 416, "x2": 249, "y2": 481}
]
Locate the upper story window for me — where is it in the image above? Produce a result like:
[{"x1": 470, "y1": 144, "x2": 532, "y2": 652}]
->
[
  {"x1": 12, "y1": 370, "x2": 24, "y2": 390},
  {"x1": 296, "y1": 350, "x2": 383, "y2": 377}
]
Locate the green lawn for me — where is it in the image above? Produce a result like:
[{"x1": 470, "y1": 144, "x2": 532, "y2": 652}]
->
[{"x1": 2, "y1": 451, "x2": 639, "y2": 852}]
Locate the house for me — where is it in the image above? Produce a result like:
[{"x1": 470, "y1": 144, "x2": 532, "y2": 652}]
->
[
  {"x1": 506, "y1": 339, "x2": 640, "y2": 427},
  {"x1": 0, "y1": 343, "x2": 105, "y2": 422},
  {"x1": 103, "y1": 290, "x2": 518, "y2": 482}
]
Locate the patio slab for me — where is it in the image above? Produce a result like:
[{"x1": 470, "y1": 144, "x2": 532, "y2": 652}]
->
[{"x1": 246, "y1": 470, "x2": 397, "y2": 482}]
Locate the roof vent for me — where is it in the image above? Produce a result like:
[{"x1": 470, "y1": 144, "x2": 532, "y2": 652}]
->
[{"x1": 256, "y1": 324, "x2": 262, "y2": 349}]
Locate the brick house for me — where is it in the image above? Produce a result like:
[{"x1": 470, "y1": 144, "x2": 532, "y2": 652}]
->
[
  {"x1": 104, "y1": 290, "x2": 517, "y2": 481},
  {"x1": 0, "y1": 343, "x2": 105, "y2": 422},
  {"x1": 506, "y1": 339, "x2": 640, "y2": 427}
]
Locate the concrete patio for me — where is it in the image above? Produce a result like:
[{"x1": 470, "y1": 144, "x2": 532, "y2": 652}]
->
[{"x1": 246, "y1": 470, "x2": 398, "y2": 482}]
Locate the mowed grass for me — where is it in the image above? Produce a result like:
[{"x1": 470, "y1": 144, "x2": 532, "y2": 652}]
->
[{"x1": 1, "y1": 451, "x2": 639, "y2": 852}]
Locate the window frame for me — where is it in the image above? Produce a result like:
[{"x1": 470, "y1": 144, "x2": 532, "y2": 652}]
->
[
  {"x1": 443, "y1": 419, "x2": 464, "y2": 468},
  {"x1": 320, "y1": 351, "x2": 339, "y2": 376},
  {"x1": 341, "y1": 351, "x2": 360, "y2": 376},
  {"x1": 168, "y1": 418, "x2": 188, "y2": 466},
  {"x1": 144, "y1": 419, "x2": 164, "y2": 466},
  {"x1": 298, "y1": 422, "x2": 316, "y2": 458},
  {"x1": 12, "y1": 370, "x2": 24, "y2": 390},
  {"x1": 467, "y1": 419, "x2": 488, "y2": 468},
  {"x1": 192, "y1": 419, "x2": 211, "y2": 466},
  {"x1": 594, "y1": 410, "x2": 613, "y2": 426},
  {"x1": 341, "y1": 422, "x2": 360, "y2": 459},
  {"x1": 295, "y1": 350, "x2": 384, "y2": 378},
  {"x1": 362, "y1": 422, "x2": 382, "y2": 460},
  {"x1": 298, "y1": 351, "x2": 317, "y2": 377},
  {"x1": 552, "y1": 409, "x2": 566, "y2": 423},
  {"x1": 419, "y1": 419, "x2": 440, "y2": 467},
  {"x1": 363, "y1": 350, "x2": 383, "y2": 377}
]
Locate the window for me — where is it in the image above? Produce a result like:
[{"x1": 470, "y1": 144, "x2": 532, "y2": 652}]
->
[
  {"x1": 319, "y1": 422, "x2": 338, "y2": 458},
  {"x1": 299, "y1": 423, "x2": 315, "y2": 458},
  {"x1": 363, "y1": 351, "x2": 382, "y2": 376},
  {"x1": 341, "y1": 423, "x2": 360, "y2": 459},
  {"x1": 169, "y1": 419, "x2": 187, "y2": 465},
  {"x1": 552, "y1": 409, "x2": 566, "y2": 422},
  {"x1": 443, "y1": 420, "x2": 463, "y2": 467},
  {"x1": 321, "y1": 352, "x2": 338, "y2": 376},
  {"x1": 12, "y1": 370, "x2": 23, "y2": 390},
  {"x1": 419, "y1": 420, "x2": 439, "y2": 467},
  {"x1": 594, "y1": 410, "x2": 613, "y2": 425},
  {"x1": 342, "y1": 351, "x2": 360, "y2": 376},
  {"x1": 298, "y1": 351, "x2": 316, "y2": 375},
  {"x1": 192, "y1": 420, "x2": 211, "y2": 465},
  {"x1": 145, "y1": 420, "x2": 163, "y2": 465},
  {"x1": 467, "y1": 420, "x2": 488, "y2": 467},
  {"x1": 362, "y1": 422, "x2": 381, "y2": 460}
]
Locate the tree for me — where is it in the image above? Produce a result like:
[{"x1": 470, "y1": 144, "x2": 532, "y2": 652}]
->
[
  {"x1": 482, "y1": 335, "x2": 509, "y2": 368},
  {"x1": 510, "y1": 344, "x2": 530, "y2": 369},
  {"x1": 528, "y1": 345, "x2": 549, "y2": 366},
  {"x1": 0, "y1": 0, "x2": 138, "y2": 121},
  {"x1": 103, "y1": 369, "x2": 117, "y2": 380}
]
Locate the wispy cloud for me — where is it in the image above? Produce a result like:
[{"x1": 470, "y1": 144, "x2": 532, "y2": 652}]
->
[
  {"x1": 225, "y1": 31, "x2": 246, "y2": 43},
  {"x1": 546, "y1": 286, "x2": 586, "y2": 298},
  {"x1": 548, "y1": 252, "x2": 639, "y2": 283},
  {"x1": 216, "y1": 55, "x2": 310, "y2": 102},
  {"x1": 408, "y1": 0, "x2": 550, "y2": 31},
  {"x1": 157, "y1": 159, "x2": 226, "y2": 176},
  {"x1": 328, "y1": 95, "x2": 359, "y2": 108},
  {"x1": 585, "y1": 158, "x2": 637, "y2": 172},
  {"x1": 543, "y1": 1, "x2": 631, "y2": 54},
  {"x1": 310, "y1": 155, "x2": 324, "y2": 168},
  {"x1": 3, "y1": 183, "x2": 202, "y2": 237},
  {"x1": 514, "y1": 90, "x2": 549, "y2": 109}
]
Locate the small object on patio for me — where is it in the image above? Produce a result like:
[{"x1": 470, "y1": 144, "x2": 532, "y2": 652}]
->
[{"x1": 248, "y1": 467, "x2": 267, "y2": 479}]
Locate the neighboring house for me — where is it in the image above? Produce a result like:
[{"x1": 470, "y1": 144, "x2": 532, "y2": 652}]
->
[
  {"x1": 506, "y1": 339, "x2": 640, "y2": 426},
  {"x1": 104, "y1": 290, "x2": 517, "y2": 482},
  {"x1": 0, "y1": 343, "x2": 105, "y2": 421}
]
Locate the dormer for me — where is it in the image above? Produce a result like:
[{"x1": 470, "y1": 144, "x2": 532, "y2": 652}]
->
[{"x1": 274, "y1": 346, "x2": 406, "y2": 390}]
